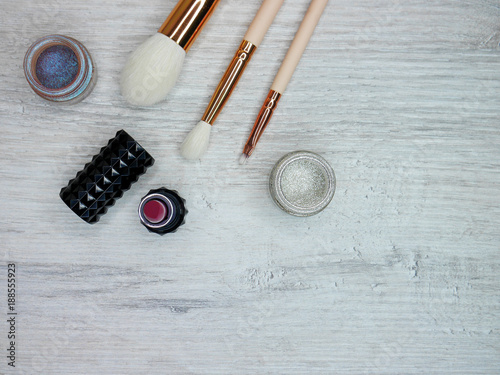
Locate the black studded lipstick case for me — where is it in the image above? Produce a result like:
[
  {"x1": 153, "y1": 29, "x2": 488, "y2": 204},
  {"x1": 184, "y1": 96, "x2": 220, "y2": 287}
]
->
[{"x1": 60, "y1": 130, "x2": 154, "y2": 223}]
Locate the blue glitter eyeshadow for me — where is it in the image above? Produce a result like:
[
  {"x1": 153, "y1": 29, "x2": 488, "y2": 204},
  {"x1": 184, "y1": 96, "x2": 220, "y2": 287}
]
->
[
  {"x1": 35, "y1": 45, "x2": 79, "y2": 89},
  {"x1": 24, "y1": 35, "x2": 96, "y2": 103}
]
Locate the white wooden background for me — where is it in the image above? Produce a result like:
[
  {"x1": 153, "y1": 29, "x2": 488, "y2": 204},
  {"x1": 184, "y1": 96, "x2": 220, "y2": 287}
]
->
[{"x1": 1, "y1": 0, "x2": 499, "y2": 374}]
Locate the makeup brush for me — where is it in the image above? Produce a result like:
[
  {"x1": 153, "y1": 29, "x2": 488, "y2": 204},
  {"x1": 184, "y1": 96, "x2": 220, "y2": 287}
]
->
[
  {"x1": 121, "y1": 0, "x2": 220, "y2": 106},
  {"x1": 180, "y1": 0, "x2": 284, "y2": 160},
  {"x1": 240, "y1": 0, "x2": 329, "y2": 165}
]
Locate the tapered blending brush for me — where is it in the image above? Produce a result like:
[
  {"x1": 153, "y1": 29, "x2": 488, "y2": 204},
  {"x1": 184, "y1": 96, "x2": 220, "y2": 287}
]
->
[
  {"x1": 121, "y1": 0, "x2": 220, "y2": 106},
  {"x1": 240, "y1": 0, "x2": 329, "y2": 165},
  {"x1": 180, "y1": 0, "x2": 285, "y2": 160}
]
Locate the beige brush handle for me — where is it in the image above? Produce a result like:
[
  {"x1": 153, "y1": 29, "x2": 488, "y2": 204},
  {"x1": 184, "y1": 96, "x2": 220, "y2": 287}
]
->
[
  {"x1": 271, "y1": 0, "x2": 328, "y2": 93},
  {"x1": 244, "y1": 0, "x2": 285, "y2": 47}
]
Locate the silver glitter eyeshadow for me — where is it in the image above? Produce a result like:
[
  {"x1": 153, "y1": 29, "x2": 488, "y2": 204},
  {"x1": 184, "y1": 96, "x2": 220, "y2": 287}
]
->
[{"x1": 269, "y1": 151, "x2": 336, "y2": 217}]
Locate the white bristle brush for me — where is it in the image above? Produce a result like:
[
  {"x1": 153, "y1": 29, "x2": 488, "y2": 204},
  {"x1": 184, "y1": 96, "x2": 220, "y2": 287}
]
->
[
  {"x1": 121, "y1": 0, "x2": 220, "y2": 106},
  {"x1": 181, "y1": 0, "x2": 284, "y2": 160}
]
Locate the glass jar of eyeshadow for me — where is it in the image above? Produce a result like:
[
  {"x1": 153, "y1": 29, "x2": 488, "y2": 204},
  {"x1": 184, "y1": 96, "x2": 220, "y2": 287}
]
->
[
  {"x1": 269, "y1": 151, "x2": 336, "y2": 217},
  {"x1": 24, "y1": 35, "x2": 96, "y2": 104}
]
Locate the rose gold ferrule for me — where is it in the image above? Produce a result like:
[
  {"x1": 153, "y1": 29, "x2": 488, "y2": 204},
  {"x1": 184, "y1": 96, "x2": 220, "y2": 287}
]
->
[
  {"x1": 202, "y1": 40, "x2": 257, "y2": 125},
  {"x1": 158, "y1": 0, "x2": 220, "y2": 52},
  {"x1": 243, "y1": 89, "x2": 281, "y2": 157}
]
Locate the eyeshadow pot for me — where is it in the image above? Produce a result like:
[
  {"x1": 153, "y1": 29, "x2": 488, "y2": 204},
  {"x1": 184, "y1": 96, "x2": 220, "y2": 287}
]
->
[
  {"x1": 269, "y1": 151, "x2": 336, "y2": 217},
  {"x1": 24, "y1": 35, "x2": 96, "y2": 103}
]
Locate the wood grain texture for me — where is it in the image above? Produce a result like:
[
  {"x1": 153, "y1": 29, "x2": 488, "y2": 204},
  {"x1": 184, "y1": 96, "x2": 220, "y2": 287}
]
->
[{"x1": 0, "y1": 0, "x2": 499, "y2": 374}]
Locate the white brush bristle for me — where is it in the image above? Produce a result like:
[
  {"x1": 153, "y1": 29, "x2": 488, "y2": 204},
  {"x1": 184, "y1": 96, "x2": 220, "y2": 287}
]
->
[
  {"x1": 239, "y1": 154, "x2": 248, "y2": 165},
  {"x1": 121, "y1": 33, "x2": 186, "y2": 106},
  {"x1": 181, "y1": 121, "x2": 212, "y2": 160}
]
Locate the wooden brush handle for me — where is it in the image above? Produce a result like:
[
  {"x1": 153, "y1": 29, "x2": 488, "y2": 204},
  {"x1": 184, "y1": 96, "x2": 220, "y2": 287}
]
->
[
  {"x1": 244, "y1": 0, "x2": 284, "y2": 47},
  {"x1": 271, "y1": 0, "x2": 329, "y2": 93}
]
